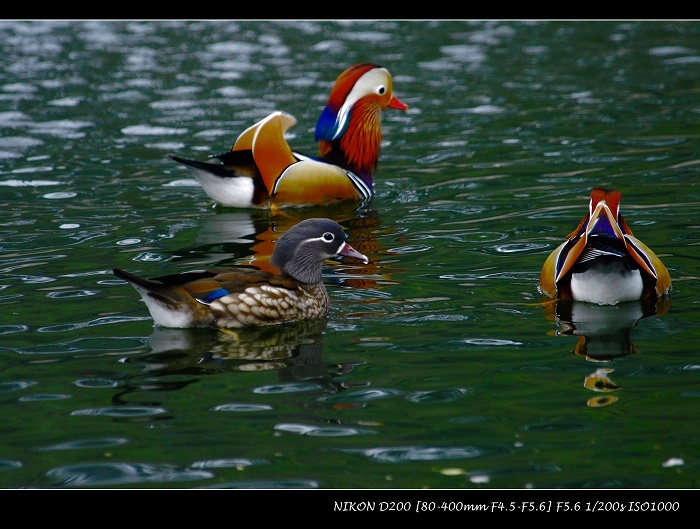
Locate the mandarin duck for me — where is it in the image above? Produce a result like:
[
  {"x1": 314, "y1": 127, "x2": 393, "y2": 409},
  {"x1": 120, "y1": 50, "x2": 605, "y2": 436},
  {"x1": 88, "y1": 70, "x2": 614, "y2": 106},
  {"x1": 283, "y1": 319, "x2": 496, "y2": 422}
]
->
[
  {"x1": 113, "y1": 218, "x2": 368, "y2": 328},
  {"x1": 539, "y1": 187, "x2": 671, "y2": 305},
  {"x1": 168, "y1": 63, "x2": 408, "y2": 209}
]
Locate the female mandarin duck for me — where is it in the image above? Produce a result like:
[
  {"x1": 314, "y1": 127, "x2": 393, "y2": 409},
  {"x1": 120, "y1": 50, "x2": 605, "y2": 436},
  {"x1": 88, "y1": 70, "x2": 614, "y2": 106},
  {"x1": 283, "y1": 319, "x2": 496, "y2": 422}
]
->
[
  {"x1": 168, "y1": 63, "x2": 408, "y2": 209},
  {"x1": 539, "y1": 188, "x2": 671, "y2": 305},
  {"x1": 113, "y1": 218, "x2": 368, "y2": 328}
]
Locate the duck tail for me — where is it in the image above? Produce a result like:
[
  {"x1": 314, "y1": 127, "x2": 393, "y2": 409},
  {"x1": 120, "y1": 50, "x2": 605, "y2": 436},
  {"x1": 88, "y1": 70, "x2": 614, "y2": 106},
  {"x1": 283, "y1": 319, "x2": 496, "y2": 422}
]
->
[{"x1": 113, "y1": 268, "x2": 158, "y2": 290}]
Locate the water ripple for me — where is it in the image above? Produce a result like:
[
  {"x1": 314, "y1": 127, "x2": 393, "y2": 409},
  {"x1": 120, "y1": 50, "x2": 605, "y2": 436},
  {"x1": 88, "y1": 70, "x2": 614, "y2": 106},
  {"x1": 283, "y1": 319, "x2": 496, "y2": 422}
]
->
[
  {"x1": 460, "y1": 338, "x2": 524, "y2": 346},
  {"x1": 320, "y1": 388, "x2": 403, "y2": 404},
  {"x1": 494, "y1": 242, "x2": 546, "y2": 253},
  {"x1": 337, "y1": 445, "x2": 486, "y2": 462},
  {"x1": 18, "y1": 394, "x2": 72, "y2": 402},
  {"x1": 0, "y1": 460, "x2": 23, "y2": 472},
  {"x1": 73, "y1": 379, "x2": 123, "y2": 389},
  {"x1": 36, "y1": 437, "x2": 130, "y2": 451},
  {"x1": 0, "y1": 381, "x2": 38, "y2": 393},
  {"x1": 6, "y1": 273, "x2": 55, "y2": 284},
  {"x1": 0, "y1": 179, "x2": 60, "y2": 187},
  {"x1": 27, "y1": 120, "x2": 93, "y2": 138},
  {"x1": 407, "y1": 388, "x2": 472, "y2": 403},
  {"x1": 275, "y1": 423, "x2": 377, "y2": 437},
  {"x1": 0, "y1": 135, "x2": 43, "y2": 149},
  {"x1": 211, "y1": 403, "x2": 274, "y2": 412},
  {"x1": 200, "y1": 479, "x2": 319, "y2": 489},
  {"x1": 43, "y1": 191, "x2": 77, "y2": 199},
  {"x1": 38, "y1": 317, "x2": 151, "y2": 333},
  {"x1": 397, "y1": 314, "x2": 472, "y2": 323},
  {"x1": 121, "y1": 125, "x2": 188, "y2": 136},
  {"x1": 12, "y1": 336, "x2": 147, "y2": 354},
  {"x1": 252, "y1": 382, "x2": 324, "y2": 394},
  {"x1": 0, "y1": 325, "x2": 29, "y2": 335},
  {"x1": 388, "y1": 244, "x2": 433, "y2": 254},
  {"x1": 46, "y1": 462, "x2": 212, "y2": 487},
  {"x1": 523, "y1": 420, "x2": 596, "y2": 433},
  {"x1": 440, "y1": 272, "x2": 533, "y2": 281},
  {"x1": 45, "y1": 290, "x2": 98, "y2": 299},
  {"x1": 191, "y1": 458, "x2": 269, "y2": 469},
  {"x1": 70, "y1": 406, "x2": 167, "y2": 417}
]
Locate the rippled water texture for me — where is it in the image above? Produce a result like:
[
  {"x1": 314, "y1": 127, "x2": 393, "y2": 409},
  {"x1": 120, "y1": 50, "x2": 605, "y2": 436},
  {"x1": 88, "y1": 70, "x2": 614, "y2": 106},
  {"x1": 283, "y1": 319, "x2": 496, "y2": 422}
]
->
[{"x1": 0, "y1": 20, "x2": 699, "y2": 490}]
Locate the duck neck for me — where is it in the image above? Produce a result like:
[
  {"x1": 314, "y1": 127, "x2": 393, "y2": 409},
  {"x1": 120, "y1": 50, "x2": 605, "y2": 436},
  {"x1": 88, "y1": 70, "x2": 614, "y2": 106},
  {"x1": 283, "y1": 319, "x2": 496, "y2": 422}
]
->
[
  {"x1": 318, "y1": 103, "x2": 381, "y2": 188},
  {"x1": 283, "y1": 257, "x2": 324, "y2": 285}
]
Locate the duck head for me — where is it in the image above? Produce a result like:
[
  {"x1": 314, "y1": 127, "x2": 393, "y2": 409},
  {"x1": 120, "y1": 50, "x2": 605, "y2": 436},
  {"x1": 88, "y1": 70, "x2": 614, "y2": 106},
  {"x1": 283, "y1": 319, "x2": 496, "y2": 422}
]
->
[{"x1": 315, "y1": 63, "x2": 408, "y2": 180}]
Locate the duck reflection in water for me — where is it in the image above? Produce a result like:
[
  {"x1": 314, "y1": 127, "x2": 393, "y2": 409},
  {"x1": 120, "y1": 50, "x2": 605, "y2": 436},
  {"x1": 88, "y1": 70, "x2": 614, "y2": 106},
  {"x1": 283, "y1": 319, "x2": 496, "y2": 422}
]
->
[
  {"x1": 544, "y1": 297, "x2": 670, "y2": 408},
  {"x1": 112, "y1": 319, "x2": 360, "y2": 409}
]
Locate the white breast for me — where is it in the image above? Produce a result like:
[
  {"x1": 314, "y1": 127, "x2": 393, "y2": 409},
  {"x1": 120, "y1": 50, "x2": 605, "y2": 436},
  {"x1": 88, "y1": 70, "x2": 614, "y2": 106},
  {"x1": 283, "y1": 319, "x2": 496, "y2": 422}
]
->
[{"x1": 570, "y1": 261, "x2": 643, "y2": 305}]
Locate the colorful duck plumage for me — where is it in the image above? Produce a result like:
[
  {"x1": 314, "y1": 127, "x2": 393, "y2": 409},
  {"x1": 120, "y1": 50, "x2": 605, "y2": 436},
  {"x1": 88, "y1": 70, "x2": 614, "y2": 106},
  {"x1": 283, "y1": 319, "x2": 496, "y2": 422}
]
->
[
  {"x1": 168, "y1": 63, "x2": 408, "y2": 209},
  {"x1": 113, "y1": 218, "x2": 368, "y2": 328},
  {"x1": 539, "y1": 188, "x2": 671, "y2": 305}
]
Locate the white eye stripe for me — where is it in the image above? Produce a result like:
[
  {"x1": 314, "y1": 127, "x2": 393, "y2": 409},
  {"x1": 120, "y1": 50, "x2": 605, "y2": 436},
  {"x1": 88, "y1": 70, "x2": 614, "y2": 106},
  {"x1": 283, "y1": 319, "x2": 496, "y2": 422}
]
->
[
  {"x1": 331, "y1": 68, "x2": 389, "y2": 140},
  {"x1": 307, "y1": 233, "x2": 338, "y2": 244}
]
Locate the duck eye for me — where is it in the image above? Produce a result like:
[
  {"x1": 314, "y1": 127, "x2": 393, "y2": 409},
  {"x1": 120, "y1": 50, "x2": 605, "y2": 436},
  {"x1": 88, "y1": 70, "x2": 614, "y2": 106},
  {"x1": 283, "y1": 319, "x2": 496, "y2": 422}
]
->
[
  {"x1": 377, "y1": 85, "x2": 386, "y2": 95},
  {"x1": 322, "y1": 232, "x2": 335, "y2": 242}
]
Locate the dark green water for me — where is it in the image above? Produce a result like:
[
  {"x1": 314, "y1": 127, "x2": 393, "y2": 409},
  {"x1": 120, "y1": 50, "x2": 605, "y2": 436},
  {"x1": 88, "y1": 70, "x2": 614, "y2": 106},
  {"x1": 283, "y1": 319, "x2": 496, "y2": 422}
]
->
[{"x1": 0, "y1": 20, "x2": 698, "y2": 494}]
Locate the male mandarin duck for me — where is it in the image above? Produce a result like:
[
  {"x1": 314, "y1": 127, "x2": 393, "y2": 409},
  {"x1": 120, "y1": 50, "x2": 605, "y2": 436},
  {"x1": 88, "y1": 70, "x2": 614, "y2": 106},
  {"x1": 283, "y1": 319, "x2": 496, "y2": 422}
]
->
[
  {"x1": 168, "y1": 63, "x2": 408, "y2": 209},
  {"x1": 113, "y1": 218, "x2": 368, "y2": 328},
  {"x1": 539, "y1": 187, "x2": 671, "y2": 305}
]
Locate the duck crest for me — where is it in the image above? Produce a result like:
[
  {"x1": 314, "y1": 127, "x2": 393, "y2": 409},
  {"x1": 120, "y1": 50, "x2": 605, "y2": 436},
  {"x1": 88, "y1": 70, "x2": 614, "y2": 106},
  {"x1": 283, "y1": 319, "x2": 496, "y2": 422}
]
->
[
  {"x1": 316, "y1": 63, "x2": 386, "y2": 180},
  {"x1": 323, "y1": 63, "x2": 378, "y2": 117},
  {"x1": 591, "y1": 188, "x2": 621, "y2": 216}
]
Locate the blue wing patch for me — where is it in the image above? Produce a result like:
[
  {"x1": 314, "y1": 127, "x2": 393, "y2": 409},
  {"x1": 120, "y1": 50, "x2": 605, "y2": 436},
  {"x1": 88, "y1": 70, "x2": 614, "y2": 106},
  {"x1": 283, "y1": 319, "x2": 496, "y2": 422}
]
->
[{"x1": 200, "y1": 288, "x2": 230, "y2": 303}]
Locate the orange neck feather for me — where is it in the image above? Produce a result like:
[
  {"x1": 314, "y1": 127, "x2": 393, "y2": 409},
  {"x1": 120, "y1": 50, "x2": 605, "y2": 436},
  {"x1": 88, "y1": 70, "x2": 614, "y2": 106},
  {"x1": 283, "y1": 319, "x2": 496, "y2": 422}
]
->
[{"x1": 319, "y1": 99, "x2": 382, "y2": 176}]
